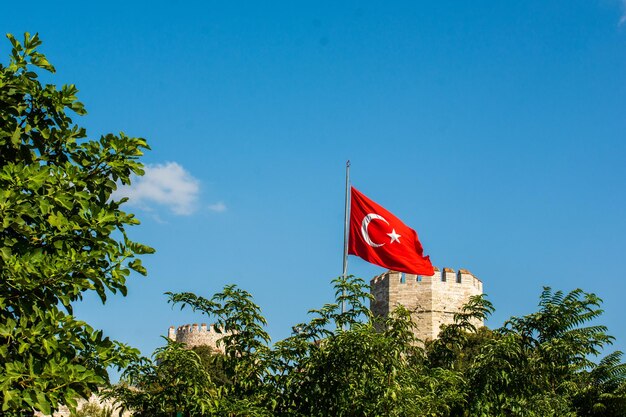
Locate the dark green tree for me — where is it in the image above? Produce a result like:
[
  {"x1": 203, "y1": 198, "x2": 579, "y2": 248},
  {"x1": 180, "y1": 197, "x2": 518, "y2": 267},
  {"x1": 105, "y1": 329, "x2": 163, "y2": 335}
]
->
[
  {"x1": 191, "y1": 345, "x2": 232, "y2": 388},
  {"x1": 572, "y1": 350, "x2": 626, "y2": 416},
  {"x1": 0, "y1": 33, "x2": 153, "y2": 415}
]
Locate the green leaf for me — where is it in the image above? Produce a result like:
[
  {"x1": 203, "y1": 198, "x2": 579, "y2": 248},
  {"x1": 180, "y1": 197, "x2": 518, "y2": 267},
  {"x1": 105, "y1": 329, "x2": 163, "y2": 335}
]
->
[
  {"x1": 36, "y1": 392, "x2": 51, "y2": 415},
  {"x1": 0, "y1": 33, "x2": 153, "y2": 414}
]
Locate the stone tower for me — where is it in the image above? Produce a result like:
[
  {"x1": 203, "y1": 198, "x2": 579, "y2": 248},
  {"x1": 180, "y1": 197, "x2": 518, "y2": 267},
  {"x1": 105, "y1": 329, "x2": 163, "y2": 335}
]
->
[
  {"x1": 168, "y1": 323, "x2": 226, "y2": 352},
  {"x1": 370, "y1": 266, "x2": 483, "y2": 342}
]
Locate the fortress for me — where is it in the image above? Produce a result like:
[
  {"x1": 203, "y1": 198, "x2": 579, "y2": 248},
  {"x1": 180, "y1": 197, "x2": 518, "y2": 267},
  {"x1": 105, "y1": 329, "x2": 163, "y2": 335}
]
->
[
  {"x1": 370, "y1": 266, "x2": 483, "y2": 342},
  {"x1": 170, "y1": 265, "x2": 483, "y2": 347},
  {"x1": 167, "y1": 323, "x2": 227, "y2": 352}
]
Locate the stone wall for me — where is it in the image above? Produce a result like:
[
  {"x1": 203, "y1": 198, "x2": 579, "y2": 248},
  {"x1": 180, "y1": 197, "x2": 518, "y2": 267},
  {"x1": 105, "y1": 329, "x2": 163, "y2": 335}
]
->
[
  {"x1": 168, "y1": 323, "x2": 226, "y2": 352},
  {"x1": 370, "y1": 266, "x2": 483, "y2": 342}
]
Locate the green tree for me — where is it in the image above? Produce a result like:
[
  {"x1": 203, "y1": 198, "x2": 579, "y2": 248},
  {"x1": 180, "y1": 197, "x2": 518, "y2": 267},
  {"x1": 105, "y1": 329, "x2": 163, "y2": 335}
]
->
[
  {"x1": 572, "y1": 350, "x2": 626, "y2": 416},
  {"x1": 0, "y1": 33, "x2": 153, "y2": 415},
  {"x1": 462, "y1": 288, "x2": 619, "y2": 416},
  {"x1": 112, "y1": 277, "x2": 625, "y2": 417},
  {"x1": 167, "y1": 285, "x2": 273, "y2": 416},
  {"x1": 191, "y1": 345, "x2": 232, "y2": 388},
  {"x1": 219, "y1": 275, "x2": 467, "y2": 417},
  {"x1": 426, "y1": 294, "x2": 495, "y2": 371},
  {"x1": 109, "y1": 341, "x2": 217, "y2": 417}
]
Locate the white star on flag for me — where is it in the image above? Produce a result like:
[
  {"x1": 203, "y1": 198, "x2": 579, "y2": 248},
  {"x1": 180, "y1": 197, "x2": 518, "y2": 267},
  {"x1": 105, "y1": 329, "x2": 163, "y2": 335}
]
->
[{"x1": 387, "y1": 229, "x2": 401, "y2": 244}]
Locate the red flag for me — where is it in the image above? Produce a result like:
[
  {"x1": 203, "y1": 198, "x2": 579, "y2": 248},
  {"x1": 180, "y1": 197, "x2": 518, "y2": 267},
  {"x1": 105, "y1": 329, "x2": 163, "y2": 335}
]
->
[{"x1": 348, "y1": 187, "x2": 434, "y2": 276}]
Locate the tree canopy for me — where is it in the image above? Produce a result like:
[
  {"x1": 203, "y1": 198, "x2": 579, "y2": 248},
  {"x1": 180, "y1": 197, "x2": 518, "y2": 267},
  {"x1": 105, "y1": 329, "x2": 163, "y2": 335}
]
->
[
  {"x1": 111, "y1": 277, "x2": 626, "y2": 417},
  {"x1": 0, "y1": 33, "x2": 153, "y2": 415}
]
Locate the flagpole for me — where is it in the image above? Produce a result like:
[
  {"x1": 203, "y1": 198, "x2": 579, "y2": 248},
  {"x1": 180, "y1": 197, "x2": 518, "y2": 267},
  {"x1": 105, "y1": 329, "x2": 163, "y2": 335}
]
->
[{"x1": 341, "y1": 160, "x2": 350, "y2": 315}]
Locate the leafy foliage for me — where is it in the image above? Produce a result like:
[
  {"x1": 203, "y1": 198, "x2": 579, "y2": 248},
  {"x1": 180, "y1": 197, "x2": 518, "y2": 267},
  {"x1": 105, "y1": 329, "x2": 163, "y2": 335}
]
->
[
  {"x1": 464, "y1": 287, "x2": 622, "y2": 416},
  {"x1": 167, "y1": 285, "x2": 273, "y2": 415},
  {"x1": 573, "y1": 351, "x2": 626, "y2": 416},
  {"x1": 0, "y1": 33, "x2": 152, "y2": 415},
  {"x1": 108, "y1": 341, "x2": 217, "y2": 417},
  {"x1": 113, "y1": 278, "x2": 626, "y2": 417},
  {"x1": 270, "y1": 276, "x2": 467, "y2": 417}
]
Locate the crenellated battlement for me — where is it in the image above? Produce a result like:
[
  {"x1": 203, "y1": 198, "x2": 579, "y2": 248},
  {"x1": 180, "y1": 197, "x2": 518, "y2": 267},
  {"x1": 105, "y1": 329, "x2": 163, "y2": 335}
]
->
[
  {"x1": 370, "y1": 266, "x2": 484, "y2": 342},
  {"x1": 370, "y1": 266, "x2": 482, "y2": 292},
  {"x1": 168, "y1": 323, "x2": 227, "y2": 352}
]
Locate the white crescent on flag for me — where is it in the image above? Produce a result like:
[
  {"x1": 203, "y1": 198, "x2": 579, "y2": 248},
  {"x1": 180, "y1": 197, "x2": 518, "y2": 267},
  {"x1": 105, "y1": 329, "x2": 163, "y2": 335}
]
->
[{"x1": 360, "y1": 213, "x2": 389, "y2": 247}]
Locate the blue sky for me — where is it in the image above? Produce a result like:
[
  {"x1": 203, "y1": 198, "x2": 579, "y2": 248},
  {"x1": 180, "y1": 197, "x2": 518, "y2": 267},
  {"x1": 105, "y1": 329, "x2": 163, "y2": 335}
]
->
[{"x1": 3, "y1": 1, "x2": 626, "y2": 360}]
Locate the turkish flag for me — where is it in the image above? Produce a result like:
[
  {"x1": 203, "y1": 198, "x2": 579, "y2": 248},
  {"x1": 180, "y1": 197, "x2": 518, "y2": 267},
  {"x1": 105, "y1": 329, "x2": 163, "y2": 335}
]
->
[{"x1": 348, "y1": 187, "x2": 434, "y2": 276}]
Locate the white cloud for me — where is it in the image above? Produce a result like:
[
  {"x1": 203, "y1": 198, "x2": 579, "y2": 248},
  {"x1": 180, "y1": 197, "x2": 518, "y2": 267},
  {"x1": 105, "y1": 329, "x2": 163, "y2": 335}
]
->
[
  {"x1": 114, "y1": 162, "x2": 200, "y2": 216},
  {"x1": 208, "y1": 201, "x2": 227, "y2": 213},
  {"x1": 621, "y1": 0, "x2": 626, "y2": 25}
]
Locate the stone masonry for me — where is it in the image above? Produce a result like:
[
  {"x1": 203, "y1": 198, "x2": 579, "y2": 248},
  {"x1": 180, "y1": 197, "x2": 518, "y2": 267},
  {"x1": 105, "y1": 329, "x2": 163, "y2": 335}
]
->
[
  {"x1": 370, "y1": 266, "x2": 483, "y2": 342},
  {"x1": 168, "y1": 323, "x2": 226, "y2": 352}
]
